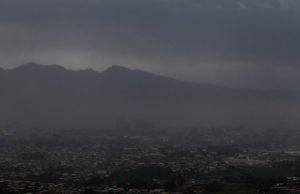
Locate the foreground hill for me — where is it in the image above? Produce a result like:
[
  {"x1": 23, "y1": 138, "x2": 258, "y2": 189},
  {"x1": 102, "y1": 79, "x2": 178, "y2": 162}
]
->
[{"x1": 0, "y1": 63, "x2": 299, "y2": 129}]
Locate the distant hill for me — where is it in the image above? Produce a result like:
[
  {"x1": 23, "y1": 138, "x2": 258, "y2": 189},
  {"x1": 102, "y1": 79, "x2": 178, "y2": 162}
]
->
[{"x1": 0, "y1": 62, "x2": 300, "y2": 129}]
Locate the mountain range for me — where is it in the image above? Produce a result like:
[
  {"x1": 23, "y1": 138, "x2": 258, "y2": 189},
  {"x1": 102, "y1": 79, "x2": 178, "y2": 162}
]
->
[{"x1": 0, "y1": 63, "x2": 300, "y2": 129}]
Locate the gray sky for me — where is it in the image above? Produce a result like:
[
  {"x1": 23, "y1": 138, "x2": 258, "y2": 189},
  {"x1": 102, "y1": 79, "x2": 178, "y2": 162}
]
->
[{"x1": 1, "y1": 0, "x2": 300, "y2": 90}]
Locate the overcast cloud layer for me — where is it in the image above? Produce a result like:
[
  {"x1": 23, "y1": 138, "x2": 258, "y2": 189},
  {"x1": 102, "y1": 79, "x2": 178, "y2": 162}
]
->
[{"x1": 0, "y1": 0, "x2": 300, "y2": 90}]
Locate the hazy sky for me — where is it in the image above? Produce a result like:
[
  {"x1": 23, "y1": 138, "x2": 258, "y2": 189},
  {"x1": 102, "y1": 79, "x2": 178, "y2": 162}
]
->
[{"x1": 0, "y1": 0, "x2": 300, "y2": 90}]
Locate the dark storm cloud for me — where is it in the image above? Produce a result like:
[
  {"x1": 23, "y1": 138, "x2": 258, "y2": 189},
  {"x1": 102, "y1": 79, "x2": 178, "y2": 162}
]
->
[{"x1": 1, "y1": 0, "x2": 300, "y2": 90}]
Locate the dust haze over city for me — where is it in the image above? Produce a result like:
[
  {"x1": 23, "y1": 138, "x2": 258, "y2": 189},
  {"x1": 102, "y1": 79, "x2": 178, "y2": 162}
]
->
[{"x1": 1, "y1": 0, "x2": 300, "y2": 193}]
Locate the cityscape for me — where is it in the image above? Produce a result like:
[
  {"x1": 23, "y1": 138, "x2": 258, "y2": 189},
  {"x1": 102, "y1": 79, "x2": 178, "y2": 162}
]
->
[
  {"x1": 1, "y1": 0, "x2": 300, "y2": 193},
  {"x1": 1, "y1": 126, "x2": 300, "y2": 193}
]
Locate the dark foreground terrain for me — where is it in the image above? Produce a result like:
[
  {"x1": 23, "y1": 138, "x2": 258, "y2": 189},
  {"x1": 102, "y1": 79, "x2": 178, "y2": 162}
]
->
[{"x1": 1, "y1": 127, "x2": 300, "y2": 194}]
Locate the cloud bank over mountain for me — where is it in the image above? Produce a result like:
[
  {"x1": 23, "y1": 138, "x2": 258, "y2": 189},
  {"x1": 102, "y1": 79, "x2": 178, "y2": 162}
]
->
[{"x1": 1, "y1": 0, "x2": 300, "y2": 90}]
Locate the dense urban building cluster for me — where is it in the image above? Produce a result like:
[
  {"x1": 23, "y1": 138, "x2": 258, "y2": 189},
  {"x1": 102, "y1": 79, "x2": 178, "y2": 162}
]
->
[{"x1": 1, "y1": 127, "x2": 300, "y2": 193}]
